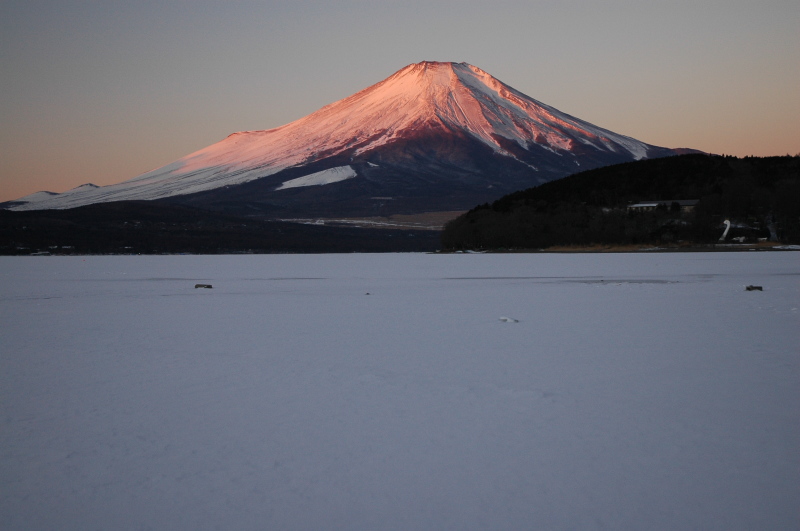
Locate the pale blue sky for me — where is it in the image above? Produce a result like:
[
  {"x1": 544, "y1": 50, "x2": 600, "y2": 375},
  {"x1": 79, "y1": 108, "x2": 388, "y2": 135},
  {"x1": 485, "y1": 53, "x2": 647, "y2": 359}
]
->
[{"x1": 2, "y1": 0, "x2": 798, "y2": 201}]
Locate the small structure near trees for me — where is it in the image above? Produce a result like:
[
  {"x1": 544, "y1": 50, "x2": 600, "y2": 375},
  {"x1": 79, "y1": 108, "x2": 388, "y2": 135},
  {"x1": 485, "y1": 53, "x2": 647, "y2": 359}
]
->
[{"x1": 627, "y1": 200, "x2": 698, "y2": 213}]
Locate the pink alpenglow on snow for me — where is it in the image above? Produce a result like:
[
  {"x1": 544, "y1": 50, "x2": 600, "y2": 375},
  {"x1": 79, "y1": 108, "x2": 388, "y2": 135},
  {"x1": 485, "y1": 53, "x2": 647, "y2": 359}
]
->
[{"x1": 6, "y1": 62, "x2": 695, "y2": 214}]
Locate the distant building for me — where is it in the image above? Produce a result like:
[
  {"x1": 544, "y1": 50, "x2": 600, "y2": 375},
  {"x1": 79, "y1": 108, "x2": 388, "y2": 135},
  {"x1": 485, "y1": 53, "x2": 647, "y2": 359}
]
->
[{"x1": 627, "y1": 199, "x2": 698, "y2": 213}]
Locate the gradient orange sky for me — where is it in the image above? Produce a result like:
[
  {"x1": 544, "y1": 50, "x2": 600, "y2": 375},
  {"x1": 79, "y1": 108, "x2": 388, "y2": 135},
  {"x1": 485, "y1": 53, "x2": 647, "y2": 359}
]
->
[{"x1": 2, "y1": 0, "x2": 798, "y2": 202}]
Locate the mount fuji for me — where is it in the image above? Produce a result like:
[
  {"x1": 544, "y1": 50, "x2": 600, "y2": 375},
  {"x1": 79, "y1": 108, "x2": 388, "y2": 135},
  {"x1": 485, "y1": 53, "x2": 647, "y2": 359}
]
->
[{"x1": 5, "y1": 62, "x2": 697, "y2": 216}]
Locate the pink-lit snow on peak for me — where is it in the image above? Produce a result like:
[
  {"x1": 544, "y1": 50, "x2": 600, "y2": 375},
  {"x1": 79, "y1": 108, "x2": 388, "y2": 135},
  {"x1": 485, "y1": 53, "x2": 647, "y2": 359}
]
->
[
  {"x1": 222, "y1": 60, "x2": 647, "y2": 161},
  {"x1": 209, "y1": 60, "x2": 647, "y2": 160},
  {"x1": 9, "y1": 62, "x2": 650, "y2": 211}
]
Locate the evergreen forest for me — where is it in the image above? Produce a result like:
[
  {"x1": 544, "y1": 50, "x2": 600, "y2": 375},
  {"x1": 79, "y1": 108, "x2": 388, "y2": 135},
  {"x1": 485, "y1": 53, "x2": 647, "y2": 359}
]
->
[{"x1": 441, "y1": 154, "x2": 800, "y2": 250}]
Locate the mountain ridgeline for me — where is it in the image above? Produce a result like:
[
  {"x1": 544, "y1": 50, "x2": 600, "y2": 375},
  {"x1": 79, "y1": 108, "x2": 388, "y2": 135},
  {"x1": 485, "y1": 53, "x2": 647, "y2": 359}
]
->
[
  {"x1": 441, "y1": 154, "x2": 800, "y2": 250},
  {"x1": 5, "y1": 61, "x2": 693, "y2": 218}
]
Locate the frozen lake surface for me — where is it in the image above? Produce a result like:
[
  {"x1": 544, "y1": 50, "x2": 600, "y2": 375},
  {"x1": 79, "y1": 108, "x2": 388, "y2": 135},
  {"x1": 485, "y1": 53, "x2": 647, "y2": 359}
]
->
[{"x1": 1, "y1": 252, "x2": 798, "y2": 530}]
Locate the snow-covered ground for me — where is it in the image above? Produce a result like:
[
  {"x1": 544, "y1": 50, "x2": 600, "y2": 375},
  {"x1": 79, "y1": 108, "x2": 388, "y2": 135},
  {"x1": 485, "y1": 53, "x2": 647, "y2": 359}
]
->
[{"x1": 1, "y1": 252, "x2": 797, "y2": 530}]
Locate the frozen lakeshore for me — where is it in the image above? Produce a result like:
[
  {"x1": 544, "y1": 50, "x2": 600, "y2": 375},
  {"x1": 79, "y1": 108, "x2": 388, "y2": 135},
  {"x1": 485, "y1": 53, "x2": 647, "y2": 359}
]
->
[{"x1": 1, "y1": 252, "x2": 798, "y2": 530}]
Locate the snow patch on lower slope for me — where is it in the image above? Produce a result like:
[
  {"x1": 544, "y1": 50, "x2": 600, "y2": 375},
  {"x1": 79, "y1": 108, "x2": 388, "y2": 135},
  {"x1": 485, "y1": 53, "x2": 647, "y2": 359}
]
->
[{"x1": 275, "y1": 166, "x2": 357, "y2": 190}]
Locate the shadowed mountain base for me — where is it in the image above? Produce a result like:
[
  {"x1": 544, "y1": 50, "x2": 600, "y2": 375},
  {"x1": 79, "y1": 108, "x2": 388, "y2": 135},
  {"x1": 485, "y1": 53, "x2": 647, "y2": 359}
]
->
[{"x1": 0, "y1": 202, "x2": 440, "y2": 254}]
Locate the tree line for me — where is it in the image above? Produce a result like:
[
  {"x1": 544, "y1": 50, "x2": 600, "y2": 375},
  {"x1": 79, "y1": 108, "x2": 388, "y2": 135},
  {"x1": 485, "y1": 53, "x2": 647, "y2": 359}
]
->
[{"x1": 441, "y1": 154, "x2": 800, "y2": 250}]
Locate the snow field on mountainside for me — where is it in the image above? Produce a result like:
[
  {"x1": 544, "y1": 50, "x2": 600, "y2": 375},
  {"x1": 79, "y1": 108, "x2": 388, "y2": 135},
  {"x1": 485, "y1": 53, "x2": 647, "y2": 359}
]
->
[
  {"x1": 9, "y1": 62, "x2": 662, "y2": 212},
  {"x1": 1, "y1": 253, "x2": 798, "y2": 530},
  {"x1": 276, "y1": 166, "x2": 358, "y2": 190}
]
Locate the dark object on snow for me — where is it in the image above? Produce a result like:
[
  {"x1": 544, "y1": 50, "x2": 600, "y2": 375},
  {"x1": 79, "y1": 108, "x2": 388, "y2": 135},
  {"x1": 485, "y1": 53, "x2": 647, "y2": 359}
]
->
[
  {"x1": 745, "y1": 285, "x2": 763, "y2": 291},
  {"x1": 195, "y1": 284, "x2": 213, "y2": 289}
]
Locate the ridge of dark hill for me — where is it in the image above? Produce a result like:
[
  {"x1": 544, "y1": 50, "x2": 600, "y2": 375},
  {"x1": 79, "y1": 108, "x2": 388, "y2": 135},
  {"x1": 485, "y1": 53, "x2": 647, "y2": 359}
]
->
[
  {"x1": 0, "y1": 201, "x2": 439, "y2": 255},
  {"x1": 441, "y1": 154, "x2": 800, "y2": 250}
]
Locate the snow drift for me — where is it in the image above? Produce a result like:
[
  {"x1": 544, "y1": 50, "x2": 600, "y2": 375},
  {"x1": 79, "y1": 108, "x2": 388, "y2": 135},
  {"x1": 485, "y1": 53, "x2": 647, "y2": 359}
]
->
[{"x1": 1, "y1": 252, "x2": 797, "y2": 529}]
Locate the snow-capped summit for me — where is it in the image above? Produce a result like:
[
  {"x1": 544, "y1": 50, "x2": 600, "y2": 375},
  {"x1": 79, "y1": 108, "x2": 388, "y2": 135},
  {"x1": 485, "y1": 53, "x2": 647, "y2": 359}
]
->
[
  {"x1": 324, "y1": 61, "x2": 652, "y2": 159},
  {"x1": 6, "y1": 62, "x2": 695, "y2": 215}
]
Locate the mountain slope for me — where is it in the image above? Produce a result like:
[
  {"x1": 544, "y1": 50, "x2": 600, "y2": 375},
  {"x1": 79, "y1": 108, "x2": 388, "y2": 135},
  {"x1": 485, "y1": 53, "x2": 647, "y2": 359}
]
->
[{"x1": 6, "y1": 61, "x2": 696, "y2": 215}]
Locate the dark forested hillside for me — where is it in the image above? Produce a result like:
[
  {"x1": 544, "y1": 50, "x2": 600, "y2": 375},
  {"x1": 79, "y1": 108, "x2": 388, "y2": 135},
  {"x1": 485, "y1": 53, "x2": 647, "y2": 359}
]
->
[
  {"x1": 441, "y1": 154, "x2": 800, "y2": 250},
  {"x1": 0, "y1": 201, "x2": 440, "y2": 254}
]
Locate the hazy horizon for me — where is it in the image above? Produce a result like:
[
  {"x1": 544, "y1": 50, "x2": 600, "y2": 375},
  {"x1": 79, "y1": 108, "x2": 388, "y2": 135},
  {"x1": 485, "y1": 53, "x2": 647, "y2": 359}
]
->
[{"x1": 2, "y1": 0, "x2": 798, "y2": 202}]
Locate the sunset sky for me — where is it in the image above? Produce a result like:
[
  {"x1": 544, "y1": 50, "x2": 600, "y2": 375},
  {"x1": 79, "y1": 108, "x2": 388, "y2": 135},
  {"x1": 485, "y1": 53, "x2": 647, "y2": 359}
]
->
[{"x1": 2, "y1": 0, "x2": 798, "y2": 202}]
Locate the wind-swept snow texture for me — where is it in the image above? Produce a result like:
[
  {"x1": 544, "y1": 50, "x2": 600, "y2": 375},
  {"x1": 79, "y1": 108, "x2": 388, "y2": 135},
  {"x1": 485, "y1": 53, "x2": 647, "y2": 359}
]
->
[
  {"x1": 8, "y1": 62, "x2": 680, "y2": 212},
  {"x1": 1, "y1": 253, "x2": 797, "y2": 530}
]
